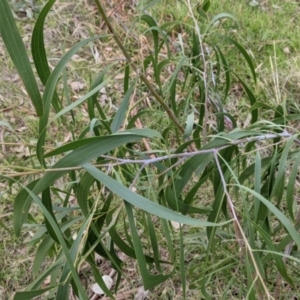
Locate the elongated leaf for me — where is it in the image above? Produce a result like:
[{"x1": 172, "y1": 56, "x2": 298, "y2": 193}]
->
[
  {"x1": 125, "y1": 202, "x2": 171, "y2": 290},
  {"x1": 220, "y1": 35, "x2": 256, "y2": 83},
  {"x1": 174, "y1": 153, "x2": 214, "y2": 196},
  {"x1": 167, "y1": 56, "x2": 188, "y2": 93},
  {"x1": 0, "y1": 0, "x2": 43, "y2": 116},
  {"x1": 207, "y1": 169, "x2": 230, "y2": 241},
  {"x1": 14, "y1": 180, "x2": 39, "y2": 236},
  {"x1": 33, "y1": 216, "x2": 82, "y2": 277},
  {"x1": 42, "y1": 187, "x2": 60, "y2": 243},
  {"x1": 234, "y1": 74, "x2": 258, "y2": 123},
  {"x1": 111, "y1": 83, "x2": 135, "y2": 133},
  {"x1": 272, "y1": 136, "x2": 295, "y2": 204},
  {"x1": 191, "y1": 30, "x2": 201, "y2": 69},
  {"x1": 2, "y1": 176, "x2": 89, "y2": 300},
  {"x1": 237, "y1": 185, "x2": 300, "y2": 249},
  {"x1": 202, "y1": 0, "x2": 211, "y2": 12},
  {"x1": 246, "y1": 218, "x2": 265, "y2": 279},
  {"x1": 127, "y1": 110, "x2": 155, "y2": 129},
  {"x1": 147, "y1": 212, "x2": 161, "y2": 271},
  {"x1": 31, "y1": 0, "x2": 54, "y2": 84},
  {"x1": 31, "y1": 0, "x2": 63, "y2": 113},
  {"x1": 52, "y1": 80, "x2": 108, "y2": 121},
  {"x1": 57, "y1": 216, "x2": 94, "y2": 299},
  {"x1": 83, "y1": 163, "x2": 228, "y2": 227},
  {"x1": 27, "y1": 259, "x2": 64, "y2": 291},
  {"x1": 254, "y1": 224, "x2": 293, "y2": 286},
  {"x1": 141, "y1": 15, "x2": 159, "y2": 63},
  {"x1": 32, "y1": 236, "x2": 55, "y2": 278},
  {"x1": 239, "y1": 156, "x2": 273, "y2": 184},
  {"x1": 205, "y1": 13, "x2": 237, "y2": 35},
  {"x1": 286, "y1": 154, "x2": 300, "y2": 220},
  {"x1": 37, "y1": 35, "x2": 110, "y2": 163},
  {"x1": 254, "y1": 151, "x2": 261, "y2": 223},
  {"x1": 14, "y1": 132, "x2": 151, "y2": 235},
  {"x1": 14, "y1": 286, "x2": 57, "y2": 300},
  {"x1": 77, "y1": 172, "x2": 95, "y2": 216},
  {"x1": 213, "y1": 45, "x2": 230, "y2": 101}
]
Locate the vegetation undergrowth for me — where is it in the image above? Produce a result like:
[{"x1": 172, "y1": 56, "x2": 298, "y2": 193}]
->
[{"x1": 1, "y1": 0, "x2": 300, "y2": 299}]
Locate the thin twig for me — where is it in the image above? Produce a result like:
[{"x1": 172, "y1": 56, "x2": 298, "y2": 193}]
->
[
  {"x1": 2, "y1": 131, "x2": 294, "y2": 177},
  {"x1": 93, "y1": 0, "x2": 191, "y2": 147},
  {"x1": 213, "y1": 150, "x2": 274, "y2": 300}
]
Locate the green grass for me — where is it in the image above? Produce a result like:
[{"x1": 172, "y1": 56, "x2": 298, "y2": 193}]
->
[{"x1": 1, "y1": 0, "x2": 300, "y2": 299}]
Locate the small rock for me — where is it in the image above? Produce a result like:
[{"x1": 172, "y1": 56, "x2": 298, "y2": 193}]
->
[{"x1": 92, "y1": 275, "x2": 113, "y2": 295}]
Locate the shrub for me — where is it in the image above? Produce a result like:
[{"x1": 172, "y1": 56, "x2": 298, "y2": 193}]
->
[{"x1": 1, "y1": 0, "x2": 300, "y2": 299}]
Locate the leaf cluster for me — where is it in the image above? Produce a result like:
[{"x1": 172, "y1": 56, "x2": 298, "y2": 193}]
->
[{"x1": 1, "y1": 0, "x2": 300, "y2": 299}]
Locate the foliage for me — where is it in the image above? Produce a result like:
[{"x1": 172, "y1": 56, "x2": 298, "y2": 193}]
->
[{"x1": 1, "y1": 0, "x2": 300, "y2": 299}]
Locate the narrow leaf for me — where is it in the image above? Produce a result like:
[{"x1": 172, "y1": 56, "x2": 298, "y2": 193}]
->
[
  {"x1": 286, "y1": 154, "x2": 300, "y2": 220},
  {"x1": 0, "y1": 0, "x2": 43, "y2": 116},
  {"x1": 111, "y1": 83, "x2": 135, "y2": 133},
  {"x1": 83, "y1": 163, "x2": 228, "y2": 227}
]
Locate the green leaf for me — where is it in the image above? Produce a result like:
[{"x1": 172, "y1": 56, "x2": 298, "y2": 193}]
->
[
  {"x1": 31, "y1": 0, "x2": 62, "y2": 113},
  {"x1": 32, "y1": 216, "x2": 82, "y2": 277},
  {"x1": 220, "y1": 36, "x2": 256, "y2": 83},
  {"x1": 0, "y1": 0, "x2": 43, "y2": 116},
  {"x1": 57, "y1": 216, "x2": 93, "y2": 299},
  {"x1": 213, "y1": 45, "x2": 230, "y2": 101},
  {"x1": 233, "y1": 74, "x2": 258, "y2": 123},
  {"x1": 77, "y1": 172, "x2": 95, "y2": 217},
  {"x1": 144, "y1": 26, "x2": 170, "y2": 58},
  {"x1": 205, "y1": 13, "x2": 237, "y2": 35},
  {"x1": 286, "y1": 154, "x2": 300, "y2": 220},
  {"x1": 111, "y1": 83, "x2": 135, "y2": 133},
  {"x1": 4, "y1": 176, "x2": 89, "y2": 299},
  {"x1": 14, "y1": 132, "x2": 150, "y2": 235},
  {"x1": 237, "y1": 185, "x2": 300, "y2": 249},
  {"x1": 87, "y1": 67, "x2": 113, "y2": 123},
  {"x1": 141, "y1": 15, "x2": 159, "y2": 62},
  {"x1": 31, "y1": 0, "x2": 55, "y2": 84},
  {"x1": 125, "y1": 203, "x2": 172, "y2": 290},
  {"x1": 147, "y1": 212, "x2": 161, "y2": 271},
  {"x1": 83, "y1": 163, "x2": 228, "y2": 227},
  {"x1": 254, "y1": 151, "x2": 261, "y2": 223},
  {"x1": 14, "y1": 286, "x2": 57, "y2": 300},
  {"x1": 52, "y1": 80, "x2": 108, "y2": 122},
  {"x1": 14, "y1": 180, "x2": 39, "y2": 236},
  {"x1": 124, "y1": 63, "x2": 130, "y2": 94},
  {"x1": 255, "y1": 224, "x2": 293, "y2": 286},
  {"x1": 27, "y1": 259, "x2": 64, "y2": 291},
  {"x1": 36, "y1": 35, "x2": 110, "y2": 164},
  {"x1": 202, "y1": 0, "x2": 211, "y2": 12},
  {"x1": 174, "y1": 153, "x2": 214, "y2": 196},
  {"x1": 271, "y1": 136, "x2": 295, "y2": 204}
]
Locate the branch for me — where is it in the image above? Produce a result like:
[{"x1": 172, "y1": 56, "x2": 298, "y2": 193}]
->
[{"x1": 93, "y1": 0, "x2": 186, "y2": 135}]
